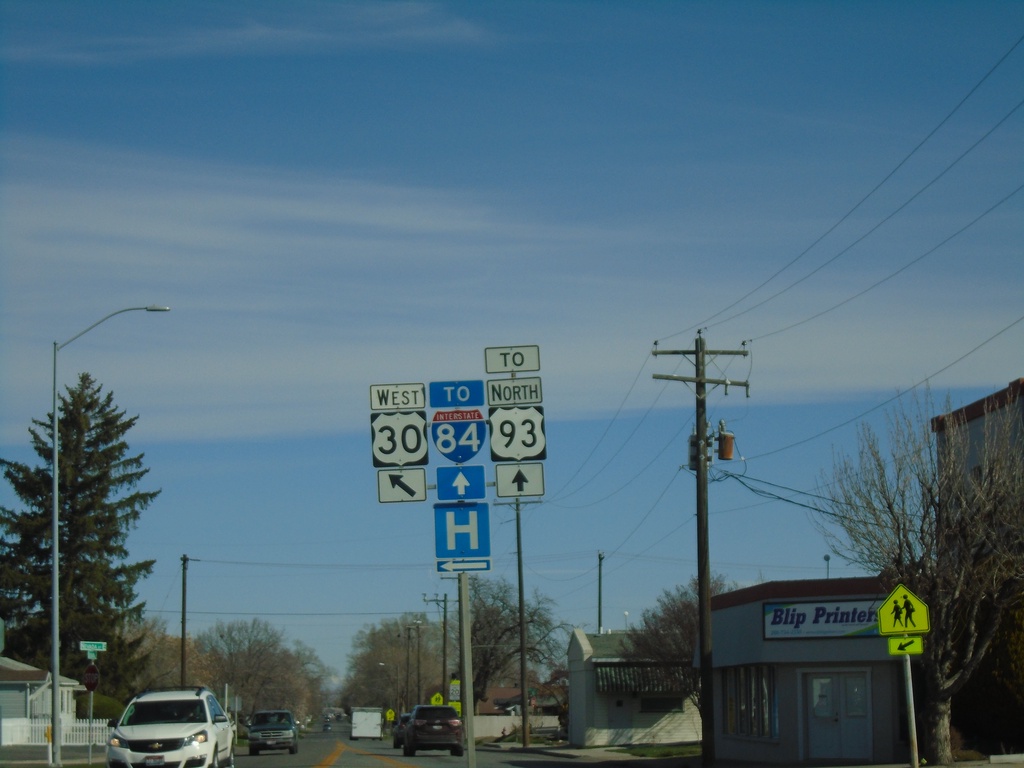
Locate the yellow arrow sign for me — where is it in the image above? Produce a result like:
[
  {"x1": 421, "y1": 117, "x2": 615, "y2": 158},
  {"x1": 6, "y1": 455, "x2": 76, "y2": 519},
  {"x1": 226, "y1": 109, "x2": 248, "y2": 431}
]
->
[
  {"x1": 878, "y1": 583, "x2": 930, "y2": 635},
  {"x1": 888, "y1": 636, "x2": 924, "y2": 656}
]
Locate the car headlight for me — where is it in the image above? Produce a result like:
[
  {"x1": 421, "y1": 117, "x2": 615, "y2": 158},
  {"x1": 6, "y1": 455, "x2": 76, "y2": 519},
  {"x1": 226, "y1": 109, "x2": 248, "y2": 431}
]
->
[
  {"x1": 107, "y1": 732, "x2": 127, "y2": 748},
  {"x1": 183, "y1": 729, "x2": 209, "y2": 747}
]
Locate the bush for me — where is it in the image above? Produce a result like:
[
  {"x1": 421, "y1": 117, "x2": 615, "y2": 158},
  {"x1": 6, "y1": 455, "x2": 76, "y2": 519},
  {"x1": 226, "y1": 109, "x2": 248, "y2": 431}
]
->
[{"x1": 77, "y1": 692, "x2": 125, "y2": 721}]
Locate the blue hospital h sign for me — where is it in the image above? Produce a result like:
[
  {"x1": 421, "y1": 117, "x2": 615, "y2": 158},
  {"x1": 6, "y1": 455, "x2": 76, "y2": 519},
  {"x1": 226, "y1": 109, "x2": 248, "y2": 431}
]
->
[{"x1": 434, "y1": 502, "x2": 491, "y2": 560}]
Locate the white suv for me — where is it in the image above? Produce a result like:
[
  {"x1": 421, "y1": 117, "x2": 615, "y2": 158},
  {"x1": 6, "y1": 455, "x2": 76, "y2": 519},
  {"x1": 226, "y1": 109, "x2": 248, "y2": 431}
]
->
[{"x1": 107, "y1": 687, "x2": 235, "y2": 768}]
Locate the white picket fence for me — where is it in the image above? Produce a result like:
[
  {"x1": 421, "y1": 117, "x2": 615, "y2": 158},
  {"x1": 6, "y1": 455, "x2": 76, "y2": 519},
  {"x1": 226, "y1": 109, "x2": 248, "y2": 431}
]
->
[{"x1": 0, "y1": 717, "x2": 109, "y2": 746}]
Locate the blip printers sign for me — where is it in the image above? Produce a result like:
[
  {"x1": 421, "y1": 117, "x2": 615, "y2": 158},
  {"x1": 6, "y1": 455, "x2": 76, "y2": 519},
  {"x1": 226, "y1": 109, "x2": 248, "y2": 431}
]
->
[{"x1": 763, "y1": 600, "x2": 880, "y2": 639}]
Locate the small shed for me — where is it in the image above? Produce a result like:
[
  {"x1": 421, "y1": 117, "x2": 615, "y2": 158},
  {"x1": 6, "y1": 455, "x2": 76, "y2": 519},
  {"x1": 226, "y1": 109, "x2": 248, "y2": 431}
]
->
[{"x1": 567, "y1": 628, "x2": 701, "y2": 747}]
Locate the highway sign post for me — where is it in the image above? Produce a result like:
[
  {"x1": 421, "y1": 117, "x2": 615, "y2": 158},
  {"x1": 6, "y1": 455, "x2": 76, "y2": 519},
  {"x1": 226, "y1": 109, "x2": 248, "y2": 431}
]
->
[{"x1": 370, "y1": 347, "x2": 543, "y2": 758}]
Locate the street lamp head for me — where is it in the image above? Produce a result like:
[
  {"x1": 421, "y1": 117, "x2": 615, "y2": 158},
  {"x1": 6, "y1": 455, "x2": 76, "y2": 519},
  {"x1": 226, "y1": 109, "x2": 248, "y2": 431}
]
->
[{"x1": 146, "y1": 305, "x2": 171, "y2": 312}]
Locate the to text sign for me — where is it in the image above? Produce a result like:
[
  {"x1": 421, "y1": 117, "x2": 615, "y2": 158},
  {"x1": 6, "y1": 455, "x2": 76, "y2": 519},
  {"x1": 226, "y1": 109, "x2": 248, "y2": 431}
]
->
[
  {"x1": 371, "y1": 411, "x2": 429, "y2": 467},
  {"x1": 484, "y1": 345, "x2": 540, "y2": 374},
  {"x1": 487, "y1": 376, "x2": 542, "y2": 406},
  {"x1": 434, "y1": 502, "x2": 491, "y2": 561},
  {"x1": 429, "y1": 380, "x2": 484, "y2": 408},
  {"x1": 370, "y1": 383, "x2": 425, "y2": 411},
  {"x1": 489, "y1": 406, "x2": 546, "y2": 461}
]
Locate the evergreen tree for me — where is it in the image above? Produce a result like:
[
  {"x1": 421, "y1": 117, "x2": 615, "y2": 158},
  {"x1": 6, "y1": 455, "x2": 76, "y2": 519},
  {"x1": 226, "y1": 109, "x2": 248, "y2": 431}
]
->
[{"x1": 0, "y1": 372, "x2": 157, "y2": 700}]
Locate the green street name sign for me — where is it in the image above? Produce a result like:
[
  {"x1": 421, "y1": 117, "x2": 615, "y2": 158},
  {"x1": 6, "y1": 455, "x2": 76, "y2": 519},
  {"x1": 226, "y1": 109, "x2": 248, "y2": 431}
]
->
[{"x1": 79, "y1": 641, "x2": 107, "y2": 652}]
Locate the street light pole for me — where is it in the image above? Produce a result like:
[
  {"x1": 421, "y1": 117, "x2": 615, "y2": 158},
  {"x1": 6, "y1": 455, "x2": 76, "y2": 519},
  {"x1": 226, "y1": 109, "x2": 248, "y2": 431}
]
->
[{"x1": 50, "y1": 305, "x2": 169, "y2": 767}]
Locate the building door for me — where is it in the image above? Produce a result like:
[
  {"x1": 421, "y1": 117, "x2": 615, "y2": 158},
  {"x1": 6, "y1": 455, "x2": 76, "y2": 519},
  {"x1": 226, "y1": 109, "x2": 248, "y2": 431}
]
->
[{"x1": 806, "y1": 671, "x2": 871, "y2": 760}]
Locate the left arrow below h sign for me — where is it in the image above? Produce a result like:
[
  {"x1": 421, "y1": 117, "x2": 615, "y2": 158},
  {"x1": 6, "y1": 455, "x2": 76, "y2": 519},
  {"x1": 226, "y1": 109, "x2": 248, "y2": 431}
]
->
[{"x1": 377, "y1": 468, "x2": 427, "y2": 503}]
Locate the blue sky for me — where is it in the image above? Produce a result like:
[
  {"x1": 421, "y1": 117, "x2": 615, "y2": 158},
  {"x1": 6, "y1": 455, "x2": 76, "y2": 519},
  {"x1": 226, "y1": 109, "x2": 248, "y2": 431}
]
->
[{"x1": 2, "y1": 2, "x2": 1022, "y2": 681}]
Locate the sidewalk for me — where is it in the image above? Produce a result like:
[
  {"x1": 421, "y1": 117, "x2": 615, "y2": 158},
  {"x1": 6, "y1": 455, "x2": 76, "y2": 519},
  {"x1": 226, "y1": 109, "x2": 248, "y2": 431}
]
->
[
  {"x1": 0, "y1": 744, "x2": 100, "y2": 765},
  {"x1": 481, "y1": 741, "x2": 1024, "y2": 768}
]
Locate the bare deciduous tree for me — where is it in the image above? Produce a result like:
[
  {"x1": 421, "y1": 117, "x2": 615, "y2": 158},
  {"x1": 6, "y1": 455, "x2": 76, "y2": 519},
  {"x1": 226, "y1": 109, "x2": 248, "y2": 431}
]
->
[
  {"x1": 623, "y1": 573, "x2": 732, "y2": 706},
  {"x1": 818, "y1": 393, "x2": 1024, "y2": 764}
]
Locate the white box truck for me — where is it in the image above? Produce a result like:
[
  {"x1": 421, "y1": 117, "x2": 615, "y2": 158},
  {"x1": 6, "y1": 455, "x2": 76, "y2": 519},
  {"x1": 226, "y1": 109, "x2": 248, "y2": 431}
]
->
[{"x1": 350, "y1": 707, "x2": 383, "y2": 740}]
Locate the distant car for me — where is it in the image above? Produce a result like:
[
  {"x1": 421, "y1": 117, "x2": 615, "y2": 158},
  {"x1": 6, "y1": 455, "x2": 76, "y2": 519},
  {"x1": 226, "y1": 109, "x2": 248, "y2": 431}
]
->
[
  {"x1": 247, "y1": 709, "x2": 299, "y2": 756},
  {"x1": 106, "y1": 687, "x2": 235, "y2": 768},
  {"x1": 403, "y1": 704, "x2": 463, "y2": 757},
  {"x1": 391, "y1": 713, "x2": 411, "y2": 748},
  {"x1": 322, "y1": 722, "x2": 332, "y2": 732}
]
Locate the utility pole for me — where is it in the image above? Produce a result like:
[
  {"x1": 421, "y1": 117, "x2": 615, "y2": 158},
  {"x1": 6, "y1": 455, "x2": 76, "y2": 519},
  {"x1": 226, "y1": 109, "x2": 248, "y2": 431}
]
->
[
  {"x1": 494, "y1": 496, "x2": 541, "y2": 746},
  {"x1": 424, "y1": 593, "x2": 449, "y2": 701},
  {"x1": 180, "y1": 555, "x2": 189, "y2": 687},
  {"x1": 597, "y1": 551, "x2": 605, "y2": 633},
  {"x1": 653, "y1": 332, "x2": 748, "y2": 767}
]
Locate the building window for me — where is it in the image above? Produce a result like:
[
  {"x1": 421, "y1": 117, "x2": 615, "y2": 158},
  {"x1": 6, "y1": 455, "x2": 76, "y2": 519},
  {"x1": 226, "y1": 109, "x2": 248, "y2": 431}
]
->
[
  {"x1": 722, "y1": 665, "x2": 778, "y2": 739},
  {"x1": 640, "y1": 697, "x2": 684, "y2": 713}
]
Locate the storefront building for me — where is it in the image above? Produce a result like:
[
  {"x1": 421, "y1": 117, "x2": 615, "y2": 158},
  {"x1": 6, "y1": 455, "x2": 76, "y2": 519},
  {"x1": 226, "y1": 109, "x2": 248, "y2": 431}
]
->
[{"x1": 711, "y1": 576, "x2": 910, "y2": 764}]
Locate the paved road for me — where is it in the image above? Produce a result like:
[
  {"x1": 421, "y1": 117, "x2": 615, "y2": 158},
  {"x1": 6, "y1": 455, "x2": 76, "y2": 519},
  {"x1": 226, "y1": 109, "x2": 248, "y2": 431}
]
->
[{"x1": 2, "y1": 739, "x2": 1022, "y2": 768}]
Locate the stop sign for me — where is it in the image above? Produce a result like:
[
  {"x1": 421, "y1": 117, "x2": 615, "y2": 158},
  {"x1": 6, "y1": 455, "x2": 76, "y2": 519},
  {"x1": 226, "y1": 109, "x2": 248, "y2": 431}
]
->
[{"x1": 83, "y1": 663, "x2": 99, "y2": 692}]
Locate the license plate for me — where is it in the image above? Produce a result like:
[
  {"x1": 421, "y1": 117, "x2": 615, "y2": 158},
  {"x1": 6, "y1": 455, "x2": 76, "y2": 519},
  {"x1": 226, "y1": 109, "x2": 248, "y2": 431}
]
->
[
  {"x1": 266, "y1": 740, "x2": 277, "y2": 745},
  {"x1": 144, "y1": 758, "x2": 165, "y2": 767}
]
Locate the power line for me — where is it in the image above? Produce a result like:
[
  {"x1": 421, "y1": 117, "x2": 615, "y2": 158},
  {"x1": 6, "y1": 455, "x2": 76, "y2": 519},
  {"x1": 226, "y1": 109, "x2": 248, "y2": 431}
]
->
[
  {"x1": 656, "y1": 31, "x2": 1024, "y2": 344},
  {"x1": 752, "y1": 180, "x2": 1024, "y2": 341}
]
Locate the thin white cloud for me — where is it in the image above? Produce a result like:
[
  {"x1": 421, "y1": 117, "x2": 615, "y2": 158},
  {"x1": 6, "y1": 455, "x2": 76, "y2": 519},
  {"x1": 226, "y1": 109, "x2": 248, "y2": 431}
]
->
[{"x1": 1, "y1": 1, "x2": 491, "y2": 64}]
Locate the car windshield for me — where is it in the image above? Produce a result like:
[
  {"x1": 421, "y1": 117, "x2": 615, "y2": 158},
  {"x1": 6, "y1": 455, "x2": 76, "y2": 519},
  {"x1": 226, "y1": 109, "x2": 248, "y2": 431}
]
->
[
  {"x1": 252, "y1": 712, "x2": 290, "y2": 726},
  {"x1": 122, "y1": 700, "x2": 206, "y2": 725}
]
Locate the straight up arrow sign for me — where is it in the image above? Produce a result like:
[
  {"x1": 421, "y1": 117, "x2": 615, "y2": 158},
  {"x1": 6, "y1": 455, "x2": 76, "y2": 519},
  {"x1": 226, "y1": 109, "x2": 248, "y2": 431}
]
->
[
  {"x1": 495, "y1": 462, "x2": 545, "y2": 498},
  {"x1": 436, "y1": 465, "x2": 485, "y2": 501}
]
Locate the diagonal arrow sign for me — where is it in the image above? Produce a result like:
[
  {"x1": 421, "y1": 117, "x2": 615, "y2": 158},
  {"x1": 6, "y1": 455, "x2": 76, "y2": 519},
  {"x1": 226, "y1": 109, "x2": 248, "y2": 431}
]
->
[
  {"x1": 898, "y1": 639, "x2": 915, "y2": 651},
  {"x1": 377, "y1": 468, "x2": 426, "y2": 503},
  {"x1": 389, "y1": 473, "x2": 417, "y2": 497}
]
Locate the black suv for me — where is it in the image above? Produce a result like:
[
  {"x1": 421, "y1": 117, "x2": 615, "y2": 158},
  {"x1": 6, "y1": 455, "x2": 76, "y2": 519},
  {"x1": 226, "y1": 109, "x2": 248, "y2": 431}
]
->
[
  {"x1": 403, "y1": 705, "x2": 463, "y2": 757},
  {"x1": 247, "y1": 709, "x2": 299, "y2": 755}
]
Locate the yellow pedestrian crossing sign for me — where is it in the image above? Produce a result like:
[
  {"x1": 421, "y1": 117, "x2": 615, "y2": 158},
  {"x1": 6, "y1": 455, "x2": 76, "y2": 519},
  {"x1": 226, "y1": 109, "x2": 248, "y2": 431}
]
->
[{"x1": 878, "y1": 583, "x2": 930, "y2": 635}]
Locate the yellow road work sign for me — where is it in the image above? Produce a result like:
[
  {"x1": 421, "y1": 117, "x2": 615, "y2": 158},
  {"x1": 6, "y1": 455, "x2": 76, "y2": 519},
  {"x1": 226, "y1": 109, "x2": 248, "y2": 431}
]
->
[
  {"x1": 878, "y1": 583, "x2": 930, "y2": 635},
  {"x1": 888, "y1": 636, "x2": 924, "y2": 655}
]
